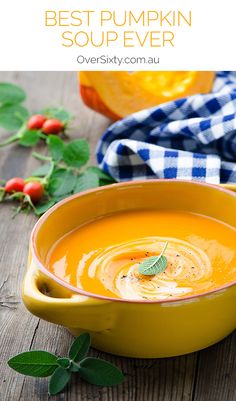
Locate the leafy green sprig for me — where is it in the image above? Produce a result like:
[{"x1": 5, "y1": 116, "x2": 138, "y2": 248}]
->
[
  {"x1": 0, "y1": 135, "x2": 115, "y2": 216},
  {"x1": 0, "y1": 82, "x2": 115, "y2": 216},
  {"x1": 0, "y1": 82, "x2": 71, "y2": 148},
  {"x1": 32, "y1": 135, "x2": 115, "y2": 215},
  {"x1": 8, "y1": 333, "x2": 124, "y2": 396}
]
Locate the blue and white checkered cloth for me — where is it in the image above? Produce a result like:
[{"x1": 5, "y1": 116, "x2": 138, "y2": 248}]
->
[{"x1": 96, "y1": 71, "x2": 236, "y2": 184}]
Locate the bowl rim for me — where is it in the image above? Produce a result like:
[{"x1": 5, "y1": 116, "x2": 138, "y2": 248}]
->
[{"x1": 31, "y1": 179, "x2": 236, "y2": 304}]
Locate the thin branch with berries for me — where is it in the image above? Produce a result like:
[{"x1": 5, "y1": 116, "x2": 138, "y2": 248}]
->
[
  {"x1": 0, "y1": 135, "x2": 115, "y2": 217},
  {"x1": 0, "y1": 83, "x2": 72, "y2": 147},
  {"x1": 0, "y1": 82, "x2": 116, "y2": 217}
]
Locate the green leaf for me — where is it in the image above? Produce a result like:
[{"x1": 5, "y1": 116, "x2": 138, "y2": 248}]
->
[
  {"x1": 63, "y1": 139, "x2": 89, "y2": 168},
  {"x1": 48, "y1": 366, "x2": 71, "y2": 396},
  {"x1": 79, "y1": 357, "x2": 124, "y2": 386},
  {"x1": 138, "y1": 242, "x2": 168, "y2": 276},
  {"x1": 73, "y1": 171, "x2": 99, "y2": 194},
  {"x1": 0, "y1": 189, "x2": 5, "y2": 202},
  {"x1": 31, "y1": 163, "x2": 52, "y2": 177},
  {"x1": 86, "y1": 166, "x2": 115, "y2": 183},
  {"x1": 99, "y1": 179, "x2": 114, "y2": 187},
  {"x1": 35, "y1": 200, "x2": 56, "y2": 216},
  {"x1": 52, "y1": 194, "x2": 72, "y2": 203},
  {"x1": 47, "y1": 135, "x2": 65, "y2": 162},
  {"x1": 0, "y1": 82, "x2": 26, "y2": 106},
  {"x1": 42, "y1": 107, "x2": 71, "y2": 123},
  {"x1": 56, "y1": 358, "x2": 71, "y2": 369},
  {"x1": 70, "y1": 361, "x2": 80, "y2": 372},
  {"x1": 69, "y1": 333, "x2": 91, "y2": 362},
  {"x1": 8, "y1": 351, "x2": 58, "y2": 377},
  {"x1": 19, "y1": 129, "x2": 40, "y2": 147},
  {"x1": 0, "y1": 104, "x2": 29, "y2": 131},
  {"x1": 48, "y1": 169, "x2": 76, "y2": 197}
]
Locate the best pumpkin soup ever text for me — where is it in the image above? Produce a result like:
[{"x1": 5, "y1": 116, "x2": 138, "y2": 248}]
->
[{"x1": 45, "y1": 9, "x2": 192, "y2": 48}]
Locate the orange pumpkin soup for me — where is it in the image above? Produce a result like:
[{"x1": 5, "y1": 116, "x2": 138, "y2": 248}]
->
[{"x1": 47, "y1": 210, "x2": 236, "y2": 301}]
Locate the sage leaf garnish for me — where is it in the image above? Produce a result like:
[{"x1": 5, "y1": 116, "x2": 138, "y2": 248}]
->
[
  {"x1": 7, "y1": 351, "x2": 58, "y2": 377},
  {"x1": 7, "y1": 333, "x2": 124, "y2": 395},
  {"x1": 49, "y1": 366, "x2": 71, "y2": 396},
  {"x1": 138, "y1": 242, "x2": 169, "y2": 276}
]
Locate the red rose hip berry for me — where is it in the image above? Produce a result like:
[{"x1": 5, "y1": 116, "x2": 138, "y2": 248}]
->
[
  {"x1": 42, "y1": 119, "x2": 64, "y2": 135},
  {"x1": 23, "y1": 182, "x2": 44, "y2": 203},
  {"x1": 27, "y1": 115, "x2": 47, "y2": 130},
  {"x1": 5, "y1": 177, "x2": 25, "y2": 193}
]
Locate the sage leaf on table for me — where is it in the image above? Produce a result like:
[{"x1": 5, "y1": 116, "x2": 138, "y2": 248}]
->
[
  {"x1": 49, "y1": 366, "x2": 71, "y2": 396},
  {"x1": 78, "y1": 357, "x2": 124, "y2": 386},
  {"x1": 56, "y1": 358, "x2": 71, "y2": 369},
  {"x1": 8, "y1": 333, "x2": 124, "y2": 396},
  {"x1": 7, "y1": 351, "x2": 58, "y2": 377},
  {"x1": 0, "y1": 82, "x2": 26, "y2": 106},
  {"x1": 138, "y1": 242, "x2": 169, "y2": 276},
  {"x1": 69, "y1": 332, "x2": 91, "y2": 361}
]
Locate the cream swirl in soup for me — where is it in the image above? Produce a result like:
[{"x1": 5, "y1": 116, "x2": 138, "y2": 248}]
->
[
  {"x1": 47, "y1": 210, "x2": 236, "y2": 301},
  {"x1": 77, "y1": 237, "x2": 212, "y2": 300}
]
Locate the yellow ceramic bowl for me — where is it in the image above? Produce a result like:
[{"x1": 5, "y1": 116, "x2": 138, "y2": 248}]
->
[{"x1": 22, "y1": 180, "x2": 236, "y2": 358}]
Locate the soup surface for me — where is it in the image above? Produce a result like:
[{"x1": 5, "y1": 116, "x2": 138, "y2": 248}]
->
[{"x1": 47, "y1": 210, "x2": 236, "y2": 301}]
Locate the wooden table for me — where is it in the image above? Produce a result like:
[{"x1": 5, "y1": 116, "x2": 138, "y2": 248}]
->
[{"x1": 0, "y1": 72, "x2": 235, "y2": 401}]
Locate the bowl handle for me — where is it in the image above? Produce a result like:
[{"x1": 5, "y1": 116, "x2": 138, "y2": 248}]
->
[
  {"x1": 22, "y1": 262, "x2": 115, "y2": 331},
  {"x1": 221, "y1": 184, "x2": 236, "y2": 192}
]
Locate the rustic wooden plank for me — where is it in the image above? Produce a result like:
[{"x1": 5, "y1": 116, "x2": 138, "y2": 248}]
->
[
  {"x1": 192, "y1": 332, "x2": 236, "y2": 401},
  {"x1": 0, "y1": 71, "x2": 109, "y2": 401},
  {"x1": 1, "y1": 72, "x2": 235, "y2": 401},
  {"x1": 17, "y1": 319, "x2": 198, "y2": 401}
]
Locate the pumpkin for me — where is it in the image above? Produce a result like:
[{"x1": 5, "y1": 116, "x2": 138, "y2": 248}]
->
[{"x1": 79, "y1": 71, "x2": 215, "y2": 120}]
